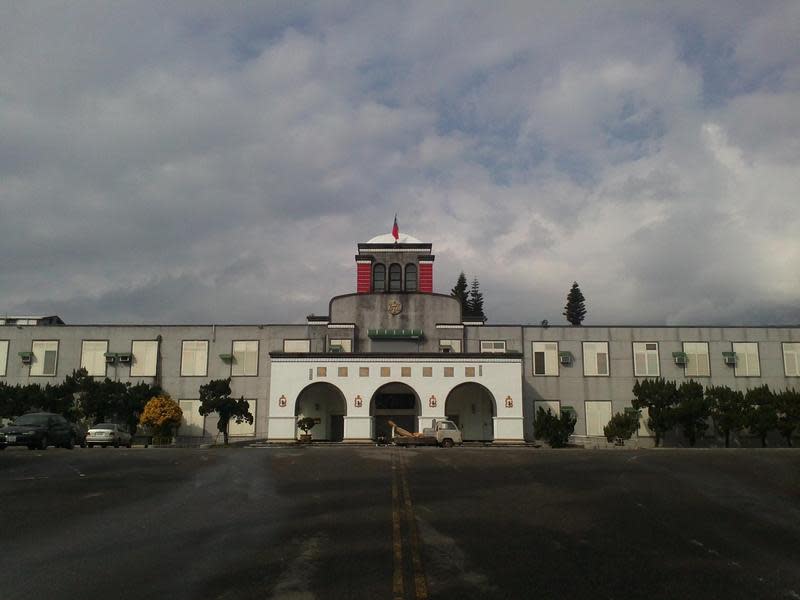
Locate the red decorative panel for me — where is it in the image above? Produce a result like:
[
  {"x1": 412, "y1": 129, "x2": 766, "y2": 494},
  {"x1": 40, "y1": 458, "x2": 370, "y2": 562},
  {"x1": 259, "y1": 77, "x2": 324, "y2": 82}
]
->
[
  {"x1": 357, "y1": 263, "x2": 372, "y2": 293},
  {"x1": 419, "y1": 262, "x2": 433, "y2": 293}
]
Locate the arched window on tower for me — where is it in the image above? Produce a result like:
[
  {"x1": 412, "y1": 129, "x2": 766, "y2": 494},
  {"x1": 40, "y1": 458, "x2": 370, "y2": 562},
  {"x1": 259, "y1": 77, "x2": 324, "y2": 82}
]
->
[
  {"x1": 389, "y1": 264, "x2": 402, "y2": 292},
  {"x1": 405, "y1": 264, "x2": 417, "y2": 292},
  {"x1": 373, "y1": 264, "x2": 386, "y2": 292}
]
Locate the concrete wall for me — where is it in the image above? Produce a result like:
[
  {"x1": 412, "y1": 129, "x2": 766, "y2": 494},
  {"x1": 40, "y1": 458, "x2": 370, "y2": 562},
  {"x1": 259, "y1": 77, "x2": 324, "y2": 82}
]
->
[
  {"x1": 267, "y1": 354, "x2": 525, "y2": 441},
  {"x1": 2, "y1": 322, "x2": 799, "y2": 444},
  {"x1": 0, "y1": 323, "x2": 308, "y2": 438},
  {"x1": 470, "y1": 325, "x2": 800, "y2": 443},
  {"x1": 329, "y1": 292, "x2": 462, "y2": 352}
]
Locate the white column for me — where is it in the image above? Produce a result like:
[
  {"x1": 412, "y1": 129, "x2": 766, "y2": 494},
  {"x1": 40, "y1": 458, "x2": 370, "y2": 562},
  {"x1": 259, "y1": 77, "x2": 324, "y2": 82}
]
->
[
  {"x1": 267, "y1": 416, "x2": 297, "y2": 441},
  {"x1": 344, "y1": 416, "x2": 373, "y2": 441}
]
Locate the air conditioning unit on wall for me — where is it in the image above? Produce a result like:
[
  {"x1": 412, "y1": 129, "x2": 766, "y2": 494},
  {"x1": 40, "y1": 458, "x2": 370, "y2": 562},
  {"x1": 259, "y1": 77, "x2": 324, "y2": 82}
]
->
[
  {"x1": 723, "y1": 352, "x2": 737, "y2": 366},
  {"x1": 558, "y1": 352, "x2": 572, "y2": 365},
  {"x1": 672, "y1": 352, "x2": 688, "y2": 366}
]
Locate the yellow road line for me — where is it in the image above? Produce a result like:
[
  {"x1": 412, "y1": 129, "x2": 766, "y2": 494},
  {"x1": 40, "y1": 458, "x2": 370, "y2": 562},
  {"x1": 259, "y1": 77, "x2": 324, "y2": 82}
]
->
[
  {"x1": 400, "y1": 454, "x2": 429, "y2": 600},
  {"x1": 391, "y1": 452, "x2": 405, "y2": 600}
]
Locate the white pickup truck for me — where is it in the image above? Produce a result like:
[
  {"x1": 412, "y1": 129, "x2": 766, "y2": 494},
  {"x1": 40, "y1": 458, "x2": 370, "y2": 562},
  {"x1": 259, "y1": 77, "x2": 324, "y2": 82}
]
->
[{"x1": 389, "y1": 419, "x2": 463, "y2": 447}]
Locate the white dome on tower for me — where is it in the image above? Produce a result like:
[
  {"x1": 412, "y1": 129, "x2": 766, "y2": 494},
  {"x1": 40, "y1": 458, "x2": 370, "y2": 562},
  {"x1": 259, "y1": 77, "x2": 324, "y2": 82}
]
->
[{"x1": 366, "y1": 232, "x2": 422, "y2": 244}]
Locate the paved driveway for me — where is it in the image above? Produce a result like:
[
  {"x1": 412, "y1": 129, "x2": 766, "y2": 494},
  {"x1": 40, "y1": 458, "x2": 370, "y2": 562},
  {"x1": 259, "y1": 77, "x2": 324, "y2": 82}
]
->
[{"x1": 1, "y1": 446, "x2": 798, "y2": 599}]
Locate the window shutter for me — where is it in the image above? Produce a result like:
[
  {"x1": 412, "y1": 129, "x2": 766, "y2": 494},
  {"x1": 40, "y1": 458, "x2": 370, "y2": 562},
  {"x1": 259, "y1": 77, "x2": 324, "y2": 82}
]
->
[
  {"x1": 596, "y1": 352, "x2": 608, "y2": 375},
  {"x1": 44, "y1": 350, "x2": 57, "y2": 375},
  {"x1": 0, "y1": 340, "x2": 7, "y2": 376},
  {"x1": 534, "y1": 352, "x2": 545, "y2": 375},
  {"x1": 634, "y1": 350, "x2": 646, "y2": 375}
]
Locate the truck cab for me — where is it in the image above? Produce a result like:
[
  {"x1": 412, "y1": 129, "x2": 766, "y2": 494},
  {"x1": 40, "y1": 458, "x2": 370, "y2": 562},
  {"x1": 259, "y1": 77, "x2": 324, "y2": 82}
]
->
[{"x1": 421, "y1": 419, "x2": 463, "y2": 447}]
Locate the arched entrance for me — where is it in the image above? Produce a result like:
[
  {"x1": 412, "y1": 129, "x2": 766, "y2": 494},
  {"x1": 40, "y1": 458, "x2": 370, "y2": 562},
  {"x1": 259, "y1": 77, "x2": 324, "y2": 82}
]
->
[
  {"x1": 370, "y1": 382, "x2": 420, "y2": 441},
  {"x1": 445, "y1": 383, "x2": 496, "y2": 441},
  {"x1": 295, "y1": 382, "x2": 347, "y2": 441}
]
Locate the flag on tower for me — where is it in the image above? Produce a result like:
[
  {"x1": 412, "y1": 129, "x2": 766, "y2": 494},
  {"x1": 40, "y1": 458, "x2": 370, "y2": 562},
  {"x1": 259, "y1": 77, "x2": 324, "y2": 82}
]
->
[{"x1": 392, "y1": 214, "x2": 399, "y2": 241}]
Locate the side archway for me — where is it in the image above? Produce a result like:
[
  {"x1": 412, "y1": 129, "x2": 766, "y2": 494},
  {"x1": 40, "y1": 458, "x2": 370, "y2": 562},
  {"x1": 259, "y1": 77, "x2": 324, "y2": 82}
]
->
[
  {"x1": 445, "y1": 382, "x2": 497, "y2": 441},
  {"x1": 370, "y1": 381, "x2": 420, "y2": 441},
  {"x1": 295, "y1": 382, "x2": 347, "y2": 441}
]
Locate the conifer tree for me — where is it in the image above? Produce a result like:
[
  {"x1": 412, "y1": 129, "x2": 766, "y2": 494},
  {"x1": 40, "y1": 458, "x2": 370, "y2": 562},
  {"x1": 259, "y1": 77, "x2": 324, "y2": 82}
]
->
[
  {"x1": 468, "y1": 277, "x2": 485, "y2": 321},
  {"x1": 450, "y1": 272, "x2": 468, "y2": 315},
  {"x1": 563, "y1": 281, "x2": 587, "y2": 326}
]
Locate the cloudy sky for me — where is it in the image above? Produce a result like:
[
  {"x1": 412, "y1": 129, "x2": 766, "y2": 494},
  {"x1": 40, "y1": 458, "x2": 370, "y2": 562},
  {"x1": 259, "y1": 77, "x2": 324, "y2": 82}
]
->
[{"x1": 2, "y1": 1, "x2": 799, "y2": 326}]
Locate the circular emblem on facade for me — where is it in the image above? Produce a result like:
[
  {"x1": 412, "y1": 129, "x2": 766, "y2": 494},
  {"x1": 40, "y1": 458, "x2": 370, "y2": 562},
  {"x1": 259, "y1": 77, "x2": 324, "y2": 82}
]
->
[{"x1": 388, "y1": 299, "x2": 402, "y2": 316}]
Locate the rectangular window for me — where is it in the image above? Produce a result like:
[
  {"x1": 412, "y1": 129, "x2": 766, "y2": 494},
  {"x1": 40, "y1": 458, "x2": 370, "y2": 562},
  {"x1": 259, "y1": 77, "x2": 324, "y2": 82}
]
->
[
  {"x1": 81, "y1": 340, "x2": 108, "y2": 377},
  {"x1": 783, "y1": 343, "x2": 800, "y2": 377},
  {"x1": 131, "y1": 340, "x2": 158, "y2": 377},
  {"x1": 534, "y1": 401, "x2": 560, "y2": 422},
  {"x1": 31, "y1": 341, "x2": 58, "y2": 376},
  {"x1": 532, "y1": 342, "x2": 559, "y2": 376},
  {"x1": 181, "y1": 341, "x2": 208, "y2": 377},
  {"x1": 179, "y1": 400, "x2": 205, "y2": 436},
  {"x1": 0, "y1": 340, "x2": 8, "y2": 376},
  {"x1": 316, "y1": 366, "x2": 327, "y2": 377},
  {"x1": 401, "y1": 366, "x2": 411, "y2": 377},
  {"x1": 231, "y1": 341, "x2": 259, "y2": 376},
  {"x1": 480, "y1": 340, "x2": 506, "y2": 353},
  {"x1": 338, "y1": 367, "x2": 348, "y2": 377},
  {"x1": 439, "y1": 339, "x2": 462, "y2": 353},
  {"x1": 582, "y1": 342, "x2": 609, "y2": 376},
  {"x1": 283, "y1": 339, "x2": 310, "y2": 352},
  {"x1": 733, "y1": 342, "x2": 760, "y2": 377},
  {"x1": 422, "y1": 367, "x2": 432, "y2": 377},
  {"x1": 465, "y1": 366, "x2": 475, "y2": 377},
  {"x1": 444, "y1": 366, "x2": 454, "y2": 377},
  {"x1": 228, "y1": 401, "x2": 256, "y2": 436},
  {"x1": 585, "y1": 401, "x2": 613, "y2": 436},
  {"x1": 683, "y1": 342, "x2": 710, "y2": 377},
  {"x1": 329, "y1": 339, "x2": 352, "y2": 352},
  {"x1": 380, "y1": 367, "x2": 391, "y2": 377},
  {"x1": 633, "y1": 342, "x2": 659, "y2": 377},
  {"x1": 359, "y1": 367, "x2": 369, "y2": 377}
]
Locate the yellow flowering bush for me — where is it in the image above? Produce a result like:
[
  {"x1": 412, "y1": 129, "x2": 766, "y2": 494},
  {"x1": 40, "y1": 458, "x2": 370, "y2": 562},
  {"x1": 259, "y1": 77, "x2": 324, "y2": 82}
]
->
[{"x1": 139, "y1": 394, "x2": 183, "y2": 438}]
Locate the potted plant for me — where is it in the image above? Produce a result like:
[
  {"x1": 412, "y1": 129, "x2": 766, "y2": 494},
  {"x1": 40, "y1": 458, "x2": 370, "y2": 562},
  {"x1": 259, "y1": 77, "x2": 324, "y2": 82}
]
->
[{"x1": 297, "y1": 417, "x2": 316, "y2": 443}]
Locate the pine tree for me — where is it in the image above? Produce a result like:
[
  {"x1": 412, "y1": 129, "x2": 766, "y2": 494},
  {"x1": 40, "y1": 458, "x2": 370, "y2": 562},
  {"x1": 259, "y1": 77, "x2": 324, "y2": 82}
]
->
[
  {"x1": 468, "y1": 277, "x2": 485, "y2": 321},
  {"x1": 562, "y1": 281, "x2": 587, "y2": 326},
  {"x1": 451, "y1": 272, "x2": 468, "y2": 315}
]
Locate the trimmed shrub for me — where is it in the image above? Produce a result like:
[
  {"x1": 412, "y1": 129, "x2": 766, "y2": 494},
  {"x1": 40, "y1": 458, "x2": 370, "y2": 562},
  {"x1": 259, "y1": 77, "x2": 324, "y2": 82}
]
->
[
  {"x1": 534, "y1": 407, "x2": 576, "y2": 448},
  {"x1": 604, "y1": 411, "x2": 639, "y2": 445}
]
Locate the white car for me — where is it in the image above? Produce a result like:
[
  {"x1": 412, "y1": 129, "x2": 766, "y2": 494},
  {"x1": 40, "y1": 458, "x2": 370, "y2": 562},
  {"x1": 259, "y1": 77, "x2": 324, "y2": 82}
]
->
[{"x1": 86, "y1": 423, "x2": 132, "y2": 448}]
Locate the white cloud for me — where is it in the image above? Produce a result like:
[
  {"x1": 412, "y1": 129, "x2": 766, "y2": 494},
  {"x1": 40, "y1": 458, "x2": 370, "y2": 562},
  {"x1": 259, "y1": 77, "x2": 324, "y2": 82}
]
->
[{"x1": 1, "y1": 1, "x2": 799, "y2": 326}]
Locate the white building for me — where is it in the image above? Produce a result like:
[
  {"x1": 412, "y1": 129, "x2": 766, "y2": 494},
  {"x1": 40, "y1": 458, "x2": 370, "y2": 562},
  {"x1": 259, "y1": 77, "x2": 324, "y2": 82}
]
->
[{"x1": 1, "y1": 231, "x2": 799, "y2": 445}]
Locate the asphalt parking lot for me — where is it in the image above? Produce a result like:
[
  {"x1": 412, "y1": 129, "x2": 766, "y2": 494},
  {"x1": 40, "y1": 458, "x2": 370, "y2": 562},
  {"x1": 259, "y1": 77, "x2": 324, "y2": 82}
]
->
[{"x1": 1, "y1": 446, "x2": 798, "y2": 600}]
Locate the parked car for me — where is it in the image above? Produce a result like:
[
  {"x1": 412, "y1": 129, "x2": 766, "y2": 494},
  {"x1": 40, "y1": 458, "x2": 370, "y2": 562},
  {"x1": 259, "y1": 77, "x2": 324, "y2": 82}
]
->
[
  {"x1": 86, "y1": 423, "x2": 132, "y2": 448},
  {"x1": 0, "y1": 412, "x2": 76, "y2": 450}
]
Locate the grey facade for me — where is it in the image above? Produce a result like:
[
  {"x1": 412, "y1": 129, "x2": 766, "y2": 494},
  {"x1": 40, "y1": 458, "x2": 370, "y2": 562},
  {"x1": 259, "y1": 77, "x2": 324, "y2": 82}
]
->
[
  {"x1": 2, "y1": 321, "x2": 799, "y2": 443},
  {"x1": 2, "y1": 232, "x2": 799, "y2": 444}
]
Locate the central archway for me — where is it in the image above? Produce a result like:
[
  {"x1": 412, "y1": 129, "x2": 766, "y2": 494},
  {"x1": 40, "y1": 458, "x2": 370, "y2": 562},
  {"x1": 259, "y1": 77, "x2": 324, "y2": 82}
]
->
[
  {"x1": 295, "y1": 382, "x2": 347, "y2": 441},
  {"x1": 445, "y1": 382, "x2": 496, "y2": 441},
  {"x1": 370, "y1": 382, "x2": 420, "y2": 441}
]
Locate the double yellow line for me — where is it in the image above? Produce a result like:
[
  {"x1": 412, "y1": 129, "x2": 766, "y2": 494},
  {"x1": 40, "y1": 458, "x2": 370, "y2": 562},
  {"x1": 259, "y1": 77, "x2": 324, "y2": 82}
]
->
[{"x1": 391, "y1": 450, "x2": 429, "y2": 600}]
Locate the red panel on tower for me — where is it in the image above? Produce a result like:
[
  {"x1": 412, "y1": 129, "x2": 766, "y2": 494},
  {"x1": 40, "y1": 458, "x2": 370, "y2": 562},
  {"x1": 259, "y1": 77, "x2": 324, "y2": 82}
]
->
[
  {"x1": 418, "y1": 262, "x2": 433, "y2": 293},
  {"x1": 357, "y1": 263, "x2": 372, "y2": 293}
]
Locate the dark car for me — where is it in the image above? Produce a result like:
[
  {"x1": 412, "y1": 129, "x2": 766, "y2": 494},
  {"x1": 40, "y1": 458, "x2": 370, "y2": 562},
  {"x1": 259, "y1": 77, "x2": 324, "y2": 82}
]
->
[{"x1": 0, "y1": 412, "x2": 76, "y2": 450}]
